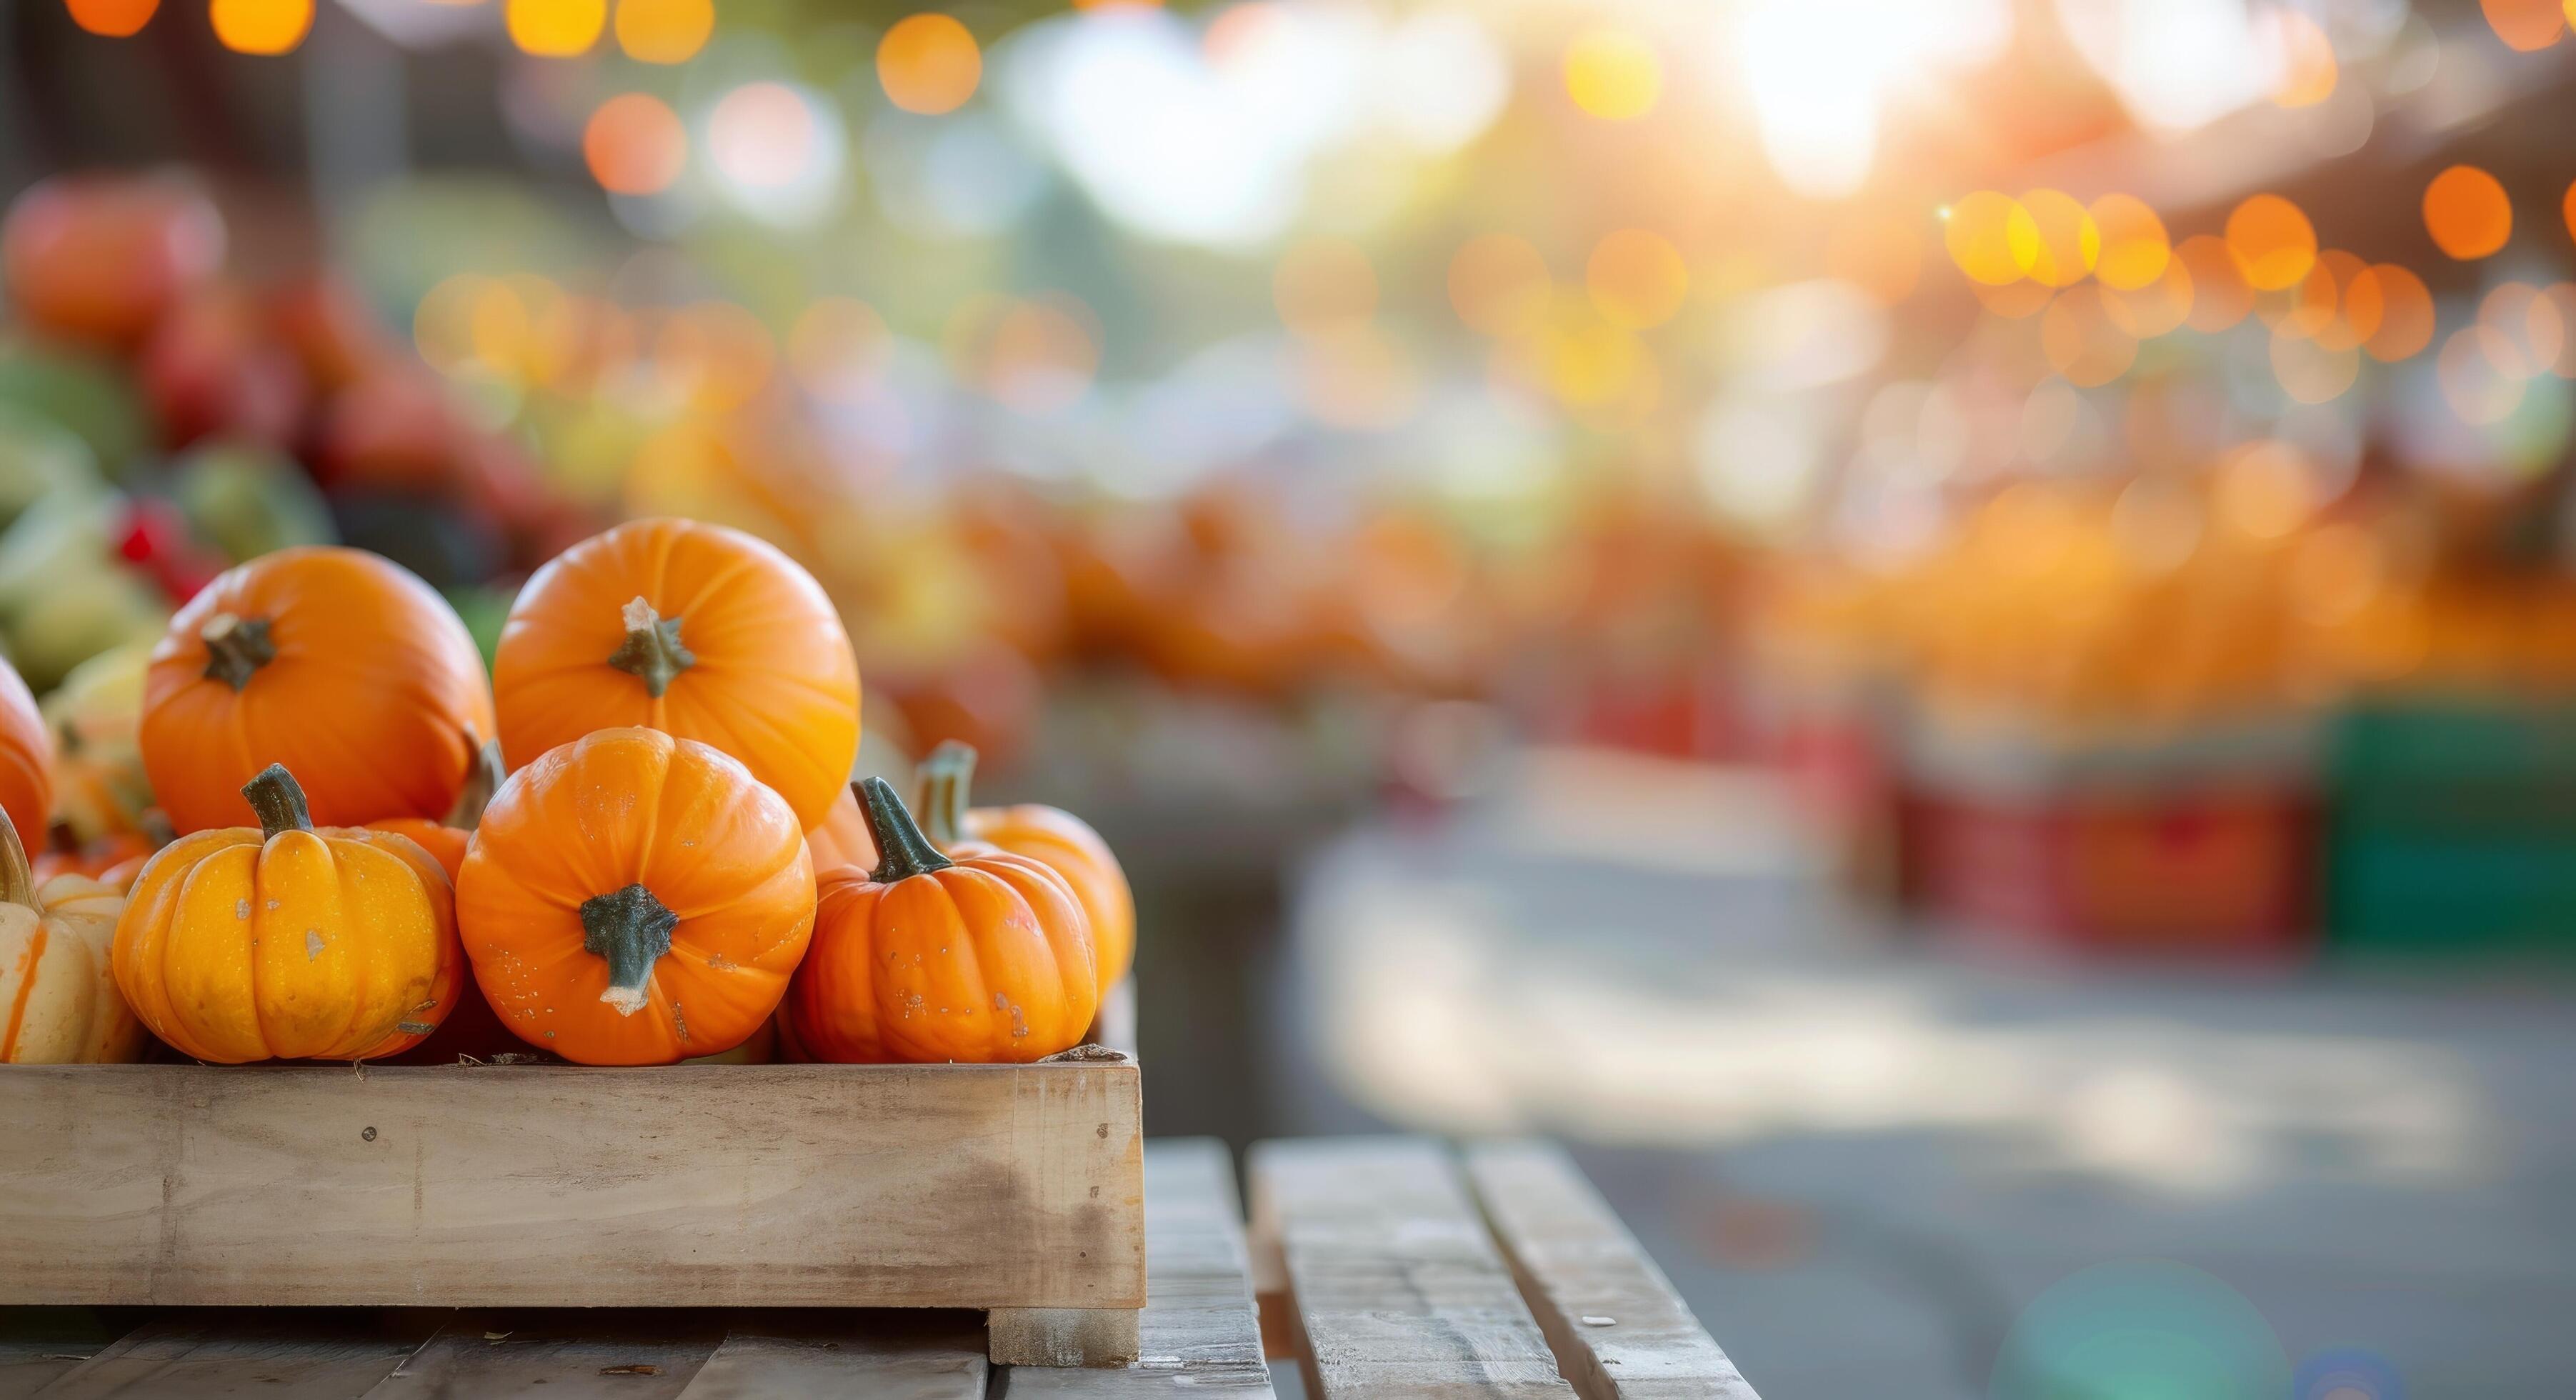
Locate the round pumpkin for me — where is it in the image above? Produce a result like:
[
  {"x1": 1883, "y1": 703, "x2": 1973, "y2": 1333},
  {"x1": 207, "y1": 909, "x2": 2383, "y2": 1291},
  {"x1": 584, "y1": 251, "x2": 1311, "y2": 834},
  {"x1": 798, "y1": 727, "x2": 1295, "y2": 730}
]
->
[
  {"x1": 112, "y1": 764, "x2": 463, "y2": 1063},
  {"x1": 491, "y1": 518, "x2": 860, "y2": 829},
  {"x1": 0, "y1": 653, "x2": 53, "y2": 854},
  {"x1": 455, "y1": 726, "x2": 816, "y2": 1066},
  {"x1": 140, "y1": 546, "x2": 497, "y2": 834},
  {"x1": 915, "y1": 741, "x2": 1134, "y2": 987},
  {"x1": 0, "y1": 803, "x2": 142, "y2": 1063},
  {"x1": 366, "y1": 739, "x2": 503, "y2": 882},
  {"x1": 789, "y1": 776, "x2": 1097, "y2": 1064}
]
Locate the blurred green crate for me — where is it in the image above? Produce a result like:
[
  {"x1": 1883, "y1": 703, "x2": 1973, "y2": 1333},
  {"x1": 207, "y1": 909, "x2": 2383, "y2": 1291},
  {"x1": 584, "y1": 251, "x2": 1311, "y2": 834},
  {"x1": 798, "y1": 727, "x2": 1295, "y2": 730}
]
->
[{"x1": 2328, "y1": 700, "x2": 2576, "y2": 954}]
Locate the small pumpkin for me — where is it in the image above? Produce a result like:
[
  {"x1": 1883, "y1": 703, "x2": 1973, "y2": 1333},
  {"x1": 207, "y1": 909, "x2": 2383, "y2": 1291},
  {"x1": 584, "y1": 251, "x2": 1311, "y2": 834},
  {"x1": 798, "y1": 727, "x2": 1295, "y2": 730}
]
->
[
  {"x1": 0, "y1": 651, "x2": 52, "y2": 849},
  {"x1": 788, "y1": 777, "x2": 1097, "y2": 1064},
  {"x1": 141, "y1": 546, "x2": 497, "y2": 833},
  {"x1": 454, "y1": 726, "x2": 815, "y2": 1066},
  {"x1": 112, "y1": 764, "x2": 463, "y2": 1063},
  {"x1": 32, "y1": 826, "x2": 164, "y2": 891},
  {"x1": 0, "y1": 804, "x2": 143, "y2": 1063},
  {"x1": 491, "y1": 518, "x2": 860, "y2": 829},
  {"x1": 915, "y1": 741, "x2": 1134, "y2": 988},
  {"x1": 41, "y1": 640, "x2": 155, "y2": 846},
  {"x1": 366, "y1": 739, "x2": 503, "y2": 881}
]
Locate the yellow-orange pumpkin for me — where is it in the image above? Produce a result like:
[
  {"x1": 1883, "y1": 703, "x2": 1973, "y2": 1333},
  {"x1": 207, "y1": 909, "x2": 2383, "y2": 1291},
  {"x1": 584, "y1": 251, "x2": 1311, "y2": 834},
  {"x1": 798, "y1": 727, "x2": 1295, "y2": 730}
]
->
[{"x1": 916, "y1": 741, "x2": 1134, "y2": 987}]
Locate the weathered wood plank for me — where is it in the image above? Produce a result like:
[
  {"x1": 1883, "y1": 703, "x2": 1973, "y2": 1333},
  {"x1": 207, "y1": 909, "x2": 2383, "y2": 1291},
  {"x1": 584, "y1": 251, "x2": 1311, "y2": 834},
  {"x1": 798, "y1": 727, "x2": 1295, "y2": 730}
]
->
[
  {"x1": 1001, "y1": 1139, "x2": 1274, "y2": 1394},
  {"x1": 1249, "y1": 1136, "x2": 1574, "y2": 1398},
  {"x1": 987, "y1": 1308, "x2": 1141, "y2": 1369},
  {"x1": 1464, "y1": 1141, "x2": 1759, "y2": 1399},
  {"x1": 0, "y1": 1311, "x2": 126, "y2": 1396},
  {"x1": 0, "y1": 1060, "x2": 1143, "y2": 1311},
  {"x1": 359, "y1": 1313, "x2": 719, "y2": 1399},
  {"x1": 36, "y1": 1313, "x2": 427, "y2": 1399},
  {"x1": 673, "y1": 1313, "x2": 987, "y2": 1400}
]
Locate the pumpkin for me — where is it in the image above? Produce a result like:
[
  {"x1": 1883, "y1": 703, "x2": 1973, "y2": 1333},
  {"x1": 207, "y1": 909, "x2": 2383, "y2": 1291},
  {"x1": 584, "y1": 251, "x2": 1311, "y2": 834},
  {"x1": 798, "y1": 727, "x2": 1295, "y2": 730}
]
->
[
  {"x1": 140, "y1": 546, "x2": 497, "y2": 834},
  {"x1": 112, "y1": 764, "x2": 463, "y2": 1063},
  {"x1": 454, "y1": 726, "x2": 815, "y2": 1066},
  {"x1": 491, "y1": 518, "x2": 859, "y2": 829},
  {"x1": 366, "y1": 739, "x2": 503, "y2": 882},
  {"x1": 805, "y1": 785, "x2": 879, "y2": 874},
  {"x1": 0, "y1": 804, "x2": 143, "y2": 1063},
  {"x1": 41, "y1": 641, "x2": 155, "y2": 845},
  {"x1": 915, "y1": 741, "x2": 1134, "y2": 988},
  {"x1": 0, "y1": 651, "x2": 51, "y2": 850},
  {"x1": 788, "y1": 776, "x2": 1097, "y2": 1064},
  {"x1": 33, "y1": 827, "x2": 163, "y2": 891}
]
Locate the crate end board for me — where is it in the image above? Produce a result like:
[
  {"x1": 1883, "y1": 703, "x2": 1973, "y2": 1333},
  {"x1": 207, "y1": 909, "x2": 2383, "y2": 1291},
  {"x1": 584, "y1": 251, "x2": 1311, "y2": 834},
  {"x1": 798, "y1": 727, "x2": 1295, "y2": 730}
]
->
[{"x1": 0, "y1": 1058, "x2": 1145, "y2": 1312}]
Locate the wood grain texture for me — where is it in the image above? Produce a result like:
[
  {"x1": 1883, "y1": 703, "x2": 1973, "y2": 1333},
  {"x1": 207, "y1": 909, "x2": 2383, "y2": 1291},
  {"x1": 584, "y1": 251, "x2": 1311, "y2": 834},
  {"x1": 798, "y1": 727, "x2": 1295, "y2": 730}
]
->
[
  {"x1": 674, "y1": 1314, "x2": 987, "y2": 1400},
  {"x1": 1464, "y1": 1141, "x2": 1760, "y2": 1399},
  {"x1": 1249, "y1": 1136, "x2": 1574, "y2": 1399},
  {"x1": 999, "y1": 1139, "x2": 1274, "y2": 1394},
  {"x1": 987, "y1": 1309, "x2": 1140, "y2": 1369},
  {"x1": 35, "y1": 1314, "x2": 429, "y2": 1399},
  {"x1": 0, "y1": 1059, "x2": 1144, "y2": 1311},
  {"x1": 359, "y1": 1314, "x2": 722, "y2": 1399}
]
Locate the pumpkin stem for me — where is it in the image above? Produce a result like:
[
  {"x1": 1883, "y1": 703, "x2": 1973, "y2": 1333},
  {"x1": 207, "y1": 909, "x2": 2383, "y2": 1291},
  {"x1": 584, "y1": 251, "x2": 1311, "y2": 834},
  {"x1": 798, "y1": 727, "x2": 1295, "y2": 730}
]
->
[
  {"x1": 859, "y1": 776, "x2": 952, "y2": 884},
  {"x1": 200, "y1": 613, "x2": 277, "y2": 691},
  {"x1": 607, "y1": 596, "x2": 695, "y2": 699},
  {"x1": 446, "y1": 739, "x2": 505, "y2": 829},
  {"x1": 581, "y1": 883, "x2": 678, "y2": 1017},
  {"x1": 0, "y1": 804, "x2": 35, "y2": 909},
  {"x1": 914, "y1": 741, "x2": 979, "y2": 847},
  {"x1": 242, "y1": 764, "x2": 316, "y2": 839}
]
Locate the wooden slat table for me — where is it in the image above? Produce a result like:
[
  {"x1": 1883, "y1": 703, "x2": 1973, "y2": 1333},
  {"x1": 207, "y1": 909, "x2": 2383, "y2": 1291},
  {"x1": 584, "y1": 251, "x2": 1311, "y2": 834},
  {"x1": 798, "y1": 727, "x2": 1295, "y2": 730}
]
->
[{"x1": 0, "y1": 1137, "x2": 1752, "y2": 1399}]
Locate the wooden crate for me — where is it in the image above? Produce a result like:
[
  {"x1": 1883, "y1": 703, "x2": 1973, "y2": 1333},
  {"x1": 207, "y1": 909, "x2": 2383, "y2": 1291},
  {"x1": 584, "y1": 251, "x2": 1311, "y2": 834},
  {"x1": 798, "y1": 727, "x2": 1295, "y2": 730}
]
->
[{"x1": 0, "y1": 1053, "x2": 1145, "y2": 1368}]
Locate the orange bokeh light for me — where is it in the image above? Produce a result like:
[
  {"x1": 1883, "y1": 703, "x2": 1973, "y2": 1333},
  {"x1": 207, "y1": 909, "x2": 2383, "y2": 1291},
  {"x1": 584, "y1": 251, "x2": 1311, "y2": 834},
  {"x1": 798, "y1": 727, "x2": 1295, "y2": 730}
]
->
[
  {"x1": 879, "y1": 14, "x2": 982, "y2": 116},
  {"x1": 1449, "y1": 235, "x2": 1550, "y2": 337},
  {"x1": 1587, "y1": 229, "x2": 1689, "y2": 330},
  {"x1": 66, "y1": 0, "x2": 156, "y2": 37},
  {"x1": 2424, "y1": 165, "x2": 2512, "y2": 260},
  {"x1": 1945, "y1": 191, "x2": 2032, "y2": 287},
  {"x1": 210, "y1": 0, "x2": 309, "y2": 53},
  {"x1": 614, "y1": 0, "x2": 712, "y2": 64},
  {"x1": 2226, "y1": 194, "x2": 2317, "y2": 291},
  {"x1": 2089, "y1": 194, "x2": 2170, "y2": 291},
  {"x1": 2105, "y1": 256, "x2": 2192, "y2": 339},
  {"x1": 506, "y1": 0, "x2": 606, "y2": 57},
  {"x1": 2015, "y1": 189, "x2": 2097, "y2": 288},
  {"x1": 583, "y1": 94, "x2": 687, "y2": 196},
  {"x1": 2479, "y1": 0, "x2": 2565, "y2": 51},
  {"x1": 2352, "y1": 264, "x2": 2434, "y2": 362}
]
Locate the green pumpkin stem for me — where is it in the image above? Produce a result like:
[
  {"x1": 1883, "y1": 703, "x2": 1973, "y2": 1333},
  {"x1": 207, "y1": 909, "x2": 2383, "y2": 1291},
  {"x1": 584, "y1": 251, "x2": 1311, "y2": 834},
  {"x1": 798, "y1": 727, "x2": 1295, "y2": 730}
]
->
[
  {"x1": 859, "y1": 776, "x2": 952, "y2": 884},
  {"x1": 200, "y1": 613, "x2": 277, "y2": 691},
  {"x1": 914, "y1": 741, "x2": 979, "y2": 847},
  {"x1": 607, "y1": 596, "x2": 695, "y2": 699},
  {"x1": 242, "y1": 764, "x2": 316, "y2": 839},
  {"x1": 446, "y1": 739, "x2": 505, "y2": 829},
  {"x1": 580, "y1": 883, "x2": 678, "y2": 1016},
  {"x1": 0, "y1": 805, "x2": 35, "y2": 909}
]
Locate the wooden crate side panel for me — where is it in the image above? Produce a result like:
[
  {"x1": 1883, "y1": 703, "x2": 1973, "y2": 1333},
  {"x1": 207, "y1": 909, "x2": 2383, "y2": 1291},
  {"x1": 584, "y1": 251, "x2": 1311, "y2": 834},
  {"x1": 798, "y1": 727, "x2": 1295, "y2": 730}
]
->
[{"x1": 0, "y1": 1062, "x2": 1142, "y2": 1311}]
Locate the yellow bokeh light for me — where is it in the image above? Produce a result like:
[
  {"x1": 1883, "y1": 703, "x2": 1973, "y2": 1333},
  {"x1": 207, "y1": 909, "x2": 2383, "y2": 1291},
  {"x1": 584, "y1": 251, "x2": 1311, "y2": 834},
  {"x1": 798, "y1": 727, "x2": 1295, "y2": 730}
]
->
[
  {"x1": 879, "y1": 14, "x2": 982, "y2": 116},
  {"x1": 2177, "y1": 235, "x2": 2253, "y2": 331},
  {"x1": 1449, "y1": 234, "x2": 1550, "y2": 337},
  {"x1": 1945, "y1": 191, "x2": 2035, "y2": 287},
  {"x1": 2424, "y1": 165, "x2": 2512, "y2": 260},
  {"x1": 2015, "y1": 189, "x2": 2098, "y2": 287},
  {"x1": 583, "y1": 93, "x2": 687, "y2": 196},
  {"x1": 1564, "y1": 28, "x2": 1662, "y2": 121},
  {"x1": 506, "y1": 0, "x2": 606, "y2": 57},
  {"x1": 2226, "y1": 194, "x2": 2317, "y2": 291},
  {"x1": 2040, "y1": 286, "x2": 2137, "y2": 386},
  {"x1": 66, "y1": 0, "x2": 157, "y2": 38},
  {"x1": 614, "y1": 0, "x2": 712, "y2": 64},
  {"x1": 210, "y1": 0, "x2": 311, "y2": 54},
  {"x1": 2088, "y1": 194, "x2": 2170, "y2": 291},
  {"x1": 1586, "y1": 229, "x2": 1689, "y2": 330},
  {"x1": 1273, "y1": 239, "x2": 1379, "y2": 338}
]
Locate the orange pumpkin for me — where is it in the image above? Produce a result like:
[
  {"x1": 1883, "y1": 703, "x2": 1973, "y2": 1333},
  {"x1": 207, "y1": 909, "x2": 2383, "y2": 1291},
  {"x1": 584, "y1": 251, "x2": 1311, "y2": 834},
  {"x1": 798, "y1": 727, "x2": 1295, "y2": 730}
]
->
[
  {"x1": 915, "y1": 741, "x2": 1134, "y2": 988},
  {"x1": 0, "y1": 654, "x2": 52, "y2": 853},
  {"x1": 491, "y1": 518, "x2": 860, "y2": 829},
  {"x1": 32, "y1": 828, "x2": 163, "y2": 891},
  {"x1": 455, "y1": 726, "x2": 816, "y2": 1065},
  {"x1": 789, "y1": 777, "x2": 1097, "y2": 1064},
  {"x1": 805, "y1": 785, "x2": 879, "y2": 874},
  {"x1": 140, "y1": 546, "x2": 497, "y2": 834},
  {"x1": 111, "y1": 764, "x2": 463, "y2": 1063},
  {"x1": 365, "y1": 739, "x2": 503, "y2": 881}
]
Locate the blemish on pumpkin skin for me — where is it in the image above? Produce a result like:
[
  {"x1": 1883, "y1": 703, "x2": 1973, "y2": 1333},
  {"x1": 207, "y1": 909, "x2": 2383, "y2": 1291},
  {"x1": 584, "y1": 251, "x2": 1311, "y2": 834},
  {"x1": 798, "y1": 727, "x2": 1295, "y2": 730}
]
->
[
  {"x1": 305, "y1": 931, "x2": 324, "y2": 961},
  {"x1": 234, "y1": 899, "x2": 249, "y2": 920},
  {"x1": 705, "y1": 954, "x2": 737, "y2": 971}
]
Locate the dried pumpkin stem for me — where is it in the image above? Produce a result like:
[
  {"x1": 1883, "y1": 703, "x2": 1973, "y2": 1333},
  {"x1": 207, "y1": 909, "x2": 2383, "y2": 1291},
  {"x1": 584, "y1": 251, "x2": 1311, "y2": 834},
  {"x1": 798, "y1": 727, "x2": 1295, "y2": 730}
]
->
[
  {"x1": 914, "y1": 741, "x2": 979, "y2": 847},
  {"x1": 200, "y1": 613, "x2": 277, "y2": 691},
  {"x1": 242, "y1": 764, "x2": 316, "y2": 839},
  {"x1": 446, "y1": 739, "x2": 505, "y2": 830},
  {"x1": 858, "y1": 776, "x2": 952, "y2": 884},
  {"x1": 0, "y1": 805, "x2": 34, "y2": 909},
  {"x1": 581, "y1": 882, "x2": 678, "y2": 1017},
  {"x1": 607, "y1": 596, "x2": 695, "y2": 699}
]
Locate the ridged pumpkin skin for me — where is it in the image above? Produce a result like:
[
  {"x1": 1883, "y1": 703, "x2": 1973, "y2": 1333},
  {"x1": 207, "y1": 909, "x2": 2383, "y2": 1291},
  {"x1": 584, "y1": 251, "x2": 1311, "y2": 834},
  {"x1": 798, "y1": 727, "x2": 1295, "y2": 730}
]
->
[
  {"x1": 916, "y1": 741, "x2": 1134, "y2": 987},
  {"x1": 789, "y1": 778, "x2": 1097, "y2": 1064},
  {"x1": 0, "y1": 654, "x2": 54, "y2": 854},
  {"x1": 0, "y1": 806, "x2": 142, "y2": 1064},
  {"x1": 491, "y1": 519, "x2": 861, "y2": 829},
  {"x1": 455, "y1": 727, "x2": 815, "y2": 1066},
  {"x1": 113, "y1": 765, "x2": 462, "y2": 1063},
  {"x1": 141, "y1": 546, "x2": 497, "y2": 833}
]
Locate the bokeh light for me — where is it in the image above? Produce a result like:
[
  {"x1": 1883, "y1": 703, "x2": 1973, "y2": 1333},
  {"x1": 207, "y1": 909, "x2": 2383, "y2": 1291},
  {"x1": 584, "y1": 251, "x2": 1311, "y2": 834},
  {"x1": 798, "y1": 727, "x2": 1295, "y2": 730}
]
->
[
  {"x1": 2089, "y1": 193, "x2": 2170, "y2": 291},
  {"x1": 2272, "y1": 331, "x2": 2361, "y2": 404},
  {"x1": 1946, "y1": 191, "x2": 2035, "y2": 287},
  {"x1": 1273, "y1": 238, "x2": 1378, "y2": 338},
  {"x1": 879, "y1": 14, "x2": 982, "y2": 116},
  {"x1": 1564, "y1": 28, "x2": 1661, "y2": 121},
  {"x1": 1586, "y1": 229, "x2": 1689, "y2": 330},
  {"x1": 209, "y1": 0, "x2": 310, "y2": 54},
  {"x1": 2438, "y1": 326, "x2": 2527, "y2": 424},
  {"x1": 1449, "y1": 234, "x2": 1550, "y2": 337},
  {"x1": 2479, "y1": 0, "x2": 2565, "y2": 52},
  {"x1": 65, "y1": 0, "x2": 156, "y2": 38},
  {"x1": 2352, "y1": 264, "x2": 2433, "y2": 361},
  {"x1": 2178, "y1": 234, "x2": 2253, "y2": 331},
  {"x1": 2040, "y1": 286, "x2": 2136, "y2": 386},
  {"x1": 2424, "y1": 165, "x2": 2512, "y2": 260},
  {"x1": 709, "y1": 82, "x2": 815, "y2": 191},
  {"x1": 2015, "y1": 189, "x2": 2099, "y2": 287},
  {"x1": 506, "y1": 0, "x2": 606, "y2": 58},
  {"x1": 787, "y1": 298, "x2": 891, "y2": 406},
  {"x1": 2269, "y1": 9, "x2": 2337, "y2": 108},
  {"x1": 583, "y1": 94, "x2": 687, "y2": 196},
  {"x1": 655, "y1": 301, "x2": 776, "y2": 414},
  {"x1": 2227, "y1": 194, "x2": 2317, "y2": 291},
  {"x1": 2106, "y1": 255, "x2": 2194, "y2": 338},
  {"x1": 614, "y1": 0, "x2": 712, "y2": 64}
]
